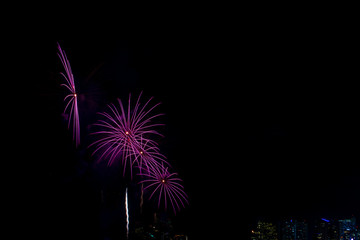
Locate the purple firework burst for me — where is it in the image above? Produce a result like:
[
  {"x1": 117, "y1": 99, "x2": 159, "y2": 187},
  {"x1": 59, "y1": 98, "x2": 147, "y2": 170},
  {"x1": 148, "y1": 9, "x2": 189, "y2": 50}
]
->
[
  {"x1": 57, "y1": 43, "x2": 80, "y2": 147},
  {"x1": 89, "y1": 93, "x2": 165, "y2": 177},
  {"x1": 127, "y1": 135, "x2": 168, "y2": 174},
  {"x1": 139, "y1": 164, "x2": 189, "y2": 215}
]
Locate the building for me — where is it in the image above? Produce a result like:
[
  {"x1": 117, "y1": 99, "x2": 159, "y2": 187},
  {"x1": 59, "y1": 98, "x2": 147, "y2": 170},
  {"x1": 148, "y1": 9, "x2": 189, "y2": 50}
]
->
[
  {"x1": 339, "y1": 217, "x2": 357, "y2": 240},
  {"x1": 313, "y1": 218, "x2": 339, "y2": 240},
  {"x1": 174, "y1": 234, "x2": 188, "y2": 240},
  {"x1": 250, "y1": 216, "x2": 359, "y2": 240},
  {"x1": 251, "y1": 220, "x2": 278, "y2": 240},
  {"x1": 281, "y1": 219, "x2": 308, "y2": 240}
]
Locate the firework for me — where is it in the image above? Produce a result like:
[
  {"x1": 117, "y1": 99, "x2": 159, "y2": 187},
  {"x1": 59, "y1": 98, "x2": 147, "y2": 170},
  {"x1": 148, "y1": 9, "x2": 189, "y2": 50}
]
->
[
  {"x1": 139, "y1": 164, "x2": 188, "y2": 215},
  {"x1": 57, "y1": 43, "x2": 80, "y2": 147},
  {"x1": 89, "y1": 93, "x2": 164, "y2": 177},
  {"x1": 125, "y1": 187, "x2": 129, "y2": 239},
  {"x1": 127, "y1": 135, "x2": 168, "y2": 174}
]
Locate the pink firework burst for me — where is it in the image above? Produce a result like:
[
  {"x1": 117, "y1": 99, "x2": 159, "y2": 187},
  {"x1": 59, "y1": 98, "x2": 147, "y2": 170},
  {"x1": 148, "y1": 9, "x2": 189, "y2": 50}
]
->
[
  {"x1": 57, "y1": 43, "x2": 80, "y2": 147},
  {"x1": 126, "y1": 135, "x2": 169, "y2": 174},
  {"x1": 139, "y1": 164, "x2": 189, "y2": 215},
  {"x1": 89, "y1": 93, "x2": 164, "y2": 177}
]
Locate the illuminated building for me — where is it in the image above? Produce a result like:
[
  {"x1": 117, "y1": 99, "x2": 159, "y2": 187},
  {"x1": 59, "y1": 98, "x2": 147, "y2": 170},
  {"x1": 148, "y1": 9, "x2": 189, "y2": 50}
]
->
[
  {"x1": 251, "y1": 220, "x2": 278, "y2": 240},
  {"x1": 250, "y1": 216, "x2": 359, "y2": 240},
  {"x1": 174, "y1": 234, "x2": 188, "y2": 240},
  {"x1": 313, "y1": 218, "x2": 339, "y2": 240},
  {"x1": 281, "y1": 219, "x2": 308, "y2": 240},
  {"x1": 339, "y1": 217, "x2": 357, "y2": 240}
]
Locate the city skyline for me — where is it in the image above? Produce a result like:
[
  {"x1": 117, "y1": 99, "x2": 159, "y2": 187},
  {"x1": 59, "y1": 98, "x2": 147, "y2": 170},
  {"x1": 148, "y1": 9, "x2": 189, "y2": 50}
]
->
[{"x1": 251, "y1": 216, "x2": 360, "y2": 240}]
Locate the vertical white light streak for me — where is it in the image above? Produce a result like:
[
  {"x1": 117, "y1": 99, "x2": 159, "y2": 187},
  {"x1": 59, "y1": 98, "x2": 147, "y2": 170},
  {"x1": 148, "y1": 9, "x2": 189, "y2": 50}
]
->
[{"x1": 125, "y1": 187, "x2": 129, "y2": 239}]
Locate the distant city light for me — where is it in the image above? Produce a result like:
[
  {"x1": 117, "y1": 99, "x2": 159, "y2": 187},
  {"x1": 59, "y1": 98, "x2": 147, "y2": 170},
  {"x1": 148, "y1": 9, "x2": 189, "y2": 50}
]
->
[{"x1": 251, "y1": 217, "x2": 360, "y2": 240}]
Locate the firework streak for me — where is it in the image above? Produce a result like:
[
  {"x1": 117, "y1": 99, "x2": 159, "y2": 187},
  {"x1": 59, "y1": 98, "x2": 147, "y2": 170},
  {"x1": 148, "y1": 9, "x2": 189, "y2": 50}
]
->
[
  {"x1": 57, "y1": 43, "x2": 80, "y2": 147},
  {"x1": 125, "y1": 187, "x2": 129, "y2": 239}
]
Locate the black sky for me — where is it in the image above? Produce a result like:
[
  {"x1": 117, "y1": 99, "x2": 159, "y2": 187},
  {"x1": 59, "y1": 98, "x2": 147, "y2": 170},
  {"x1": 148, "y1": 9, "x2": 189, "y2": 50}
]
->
[{"x1": 10, "y1": 5, "x2": 359, "y2": 239}]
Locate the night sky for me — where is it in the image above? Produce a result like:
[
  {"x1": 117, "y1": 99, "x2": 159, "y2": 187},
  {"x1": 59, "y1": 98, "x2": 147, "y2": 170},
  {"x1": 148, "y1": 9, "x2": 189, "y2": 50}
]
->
[{"x1": 11, "y1": 6, "x2": 358, "y2": 239}]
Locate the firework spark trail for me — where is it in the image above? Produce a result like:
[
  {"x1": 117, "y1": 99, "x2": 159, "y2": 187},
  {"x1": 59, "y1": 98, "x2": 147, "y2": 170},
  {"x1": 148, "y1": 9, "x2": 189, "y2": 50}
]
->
[
  {"x1": 125, "y1": 187, "x2": 129, "y2": 240},
  {"x1": 139, "y1": 164, "x2": 189, "y2": 215},
  {"x1": 89, "y1": 93, "x2": 164, "y2": 177},
  {"x1": 57, "y1": 43, "x2": 80, "y2": 147}
]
